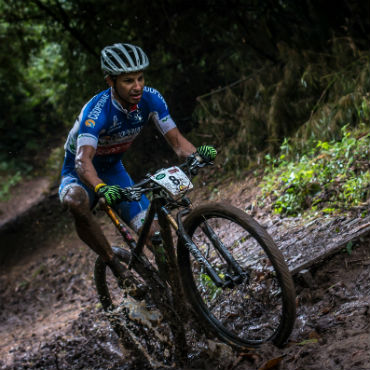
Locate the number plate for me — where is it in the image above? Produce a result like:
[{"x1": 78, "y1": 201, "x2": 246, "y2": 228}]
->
[{"x1": 151, "y1": 166, "x2": 193, "y2": 197}]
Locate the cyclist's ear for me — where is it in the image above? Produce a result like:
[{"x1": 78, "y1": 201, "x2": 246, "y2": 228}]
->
[{"x1": 105, "y1": 75, "x2": 114, "y2": 87}]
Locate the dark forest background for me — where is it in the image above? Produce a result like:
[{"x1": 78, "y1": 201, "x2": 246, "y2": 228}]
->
[{"x1": 1, "y1": 0, "x2": 369, "y2": 187}]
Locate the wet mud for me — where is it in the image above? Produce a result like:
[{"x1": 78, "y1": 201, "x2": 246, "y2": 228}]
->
[{"x1": 0, "y1": 177, "x2": 370, "y2": 369}]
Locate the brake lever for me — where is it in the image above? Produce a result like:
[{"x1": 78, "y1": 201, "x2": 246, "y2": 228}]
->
[
  {"x1": 124, "y1": 186, "x2": 143, "y2": 202},
  {"x1": 188, "y1": 158, "x2": 212, "y2": 175}
]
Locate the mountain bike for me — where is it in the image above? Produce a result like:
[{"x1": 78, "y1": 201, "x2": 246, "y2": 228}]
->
[{"x1": 93, "y1": 154, "x2": 296, "y2": 363}]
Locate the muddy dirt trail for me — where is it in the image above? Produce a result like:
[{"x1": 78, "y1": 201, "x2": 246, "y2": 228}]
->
[{"x1": 0, "y1": 177, "x2": 369, "y2": 370}]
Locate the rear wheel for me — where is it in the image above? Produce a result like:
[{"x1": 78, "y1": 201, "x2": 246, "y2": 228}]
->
[
  {"x1": 94, "y1": 247, "x2": 176, "y2": 367},
  {"x1": 94, "y1": 246, "x2": 131, "y2": 311},
  {"x1": 177, "y1": 202, "x2": 296, "y2": 348}
]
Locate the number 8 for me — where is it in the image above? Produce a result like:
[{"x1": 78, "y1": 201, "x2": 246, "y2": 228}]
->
[{"x1": 169, "y1": 175, "x2": 180, "y2": 185}]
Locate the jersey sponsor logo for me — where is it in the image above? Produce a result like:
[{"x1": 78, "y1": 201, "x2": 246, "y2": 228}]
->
[
  {"x1": 104, "y1": 127, "x2": 142, "y2": 140},
  {"x1": 107, "y1": 115, "x2": 122, "y2": 134},
  {"x1": 87, "y1": 93, "x2": 109, "y2": 120},
  {"x1": 85, "y1": 119, "x2": 96, "y2": 128},
  {"x1": 115, "y1": 127, "x2": 142, "y2": 138},
  {"x1": 112, "y1": 115, "x2": 119, "y2": 127},
  {"x1": 98, "y1": 127, "x2": 142, "y2": 146},
  {"x1": 107, "y1": 111, "x2": 144, "y2": 135},
  {"x1": 96, "y1": 141, "x2": 133, "y2": 155},
  {"x1": 144, "y1": 86, "x2": 168, "y2": 110}
]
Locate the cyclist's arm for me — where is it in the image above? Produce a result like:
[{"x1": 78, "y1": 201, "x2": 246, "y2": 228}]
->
[
  {"x1": 164, "y1": 127, "x2": 196, "y2": 159},
  {"x1": 75, "y1": 145, "x2": 104, "y2": 190}
]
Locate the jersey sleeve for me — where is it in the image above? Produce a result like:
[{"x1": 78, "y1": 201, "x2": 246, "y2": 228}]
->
[
  {"x1": 76, "y1": 92, "x2": 110, "y2": 150},
  {"x1": 144, "y1": 87, "x2": 177, "y2": 135}
]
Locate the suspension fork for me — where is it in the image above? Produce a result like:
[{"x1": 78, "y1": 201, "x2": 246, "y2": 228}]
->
[
  {"x1": 177, "y1": 210, "x2": 249, "y2": 287},
  {"x1": 175, "y1": 209, "x2": 230, "y2": 288},
  {"x1": 199, "y1": 220, "x2": 245, "y2": 278}
]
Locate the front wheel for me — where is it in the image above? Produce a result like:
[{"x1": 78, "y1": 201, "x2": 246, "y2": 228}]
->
[{"x1": 177, "y1": 202, "x2": 296, "y2": 348}]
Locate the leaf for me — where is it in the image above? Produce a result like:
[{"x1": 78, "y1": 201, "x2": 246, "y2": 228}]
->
[
  {"x1": 297, "y1": 338, "x2": 318, "y2": 345},
  {"x1": 258, "y1": 355, "x2": 286, "y2": 370},
  {"x1": 346, "y1": 241, "x2": 353, "y2": 255},
  {"x1": 232, "y1": 351, "x2": 262, "y2": 367},
  {"x1": 308, "y1": 330, "x2": 321, "y2": 340}
]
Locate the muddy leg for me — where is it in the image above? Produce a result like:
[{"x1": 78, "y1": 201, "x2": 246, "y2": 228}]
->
[
  {"x1": 63, "y1": 186, "x2": 135, "y2": 289},
  {"x1": 63, "y1": 186, "x2": 114, "y2": 262}
]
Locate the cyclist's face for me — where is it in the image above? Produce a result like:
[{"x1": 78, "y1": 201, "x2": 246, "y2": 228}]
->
[{"x1": 108, "y1": 71, "x2": 145, "y2": 108}]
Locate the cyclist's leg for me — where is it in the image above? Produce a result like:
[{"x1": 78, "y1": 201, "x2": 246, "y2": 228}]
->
[
  {"x1": 59, "y1": 173, "x2": 115, "y2": 263},
  {"x1": 59, "y1": 169, "x2": 141, "y2": 290}
]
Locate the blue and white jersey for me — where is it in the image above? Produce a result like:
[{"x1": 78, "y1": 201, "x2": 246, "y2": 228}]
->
[{"x1": 62, "y1": 86, "x2": 176, "y2": 174}]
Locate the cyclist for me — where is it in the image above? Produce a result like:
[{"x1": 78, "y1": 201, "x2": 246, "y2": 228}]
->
[{"x1": 59, "y1": 43, "x2": 204, "y2": 284}]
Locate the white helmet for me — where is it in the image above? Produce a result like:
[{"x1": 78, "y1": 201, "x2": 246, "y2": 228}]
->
[{"x1": 101, "y1": 43, "x2": 149, "y2": 76}]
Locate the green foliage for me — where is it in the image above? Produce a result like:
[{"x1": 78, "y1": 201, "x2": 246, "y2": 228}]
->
[
  {"x1": 259, "y1": 125, "x2": 370, "y2": 216},
  {"x1": 199, "y1": 273, "x2": 223, "y2": 301},
  {"x1": 44, "y1": 145, "x2": 65, "y2": 183},
  {"x1": 0, "y1": 5, "x2": 68, "y2": 172},
  {"x1": 191, "y1": 38, "x2": 370, "y2": 176},
  {"x1": 345, "y1": 241, "x2": 353, "y2": 255},
  {"x1": 0, "y1": 160, "x2": 32, "y2": 201},
  {"x1": 1, "y1": 0, "x2": 370, "y2": 187},
  {"x1": 293, "y1": 39, "x2": 370, "y2": 145},
  {"x1": 0, "y1": 171, "x2": 22, "y2": 201},
  {"x1": 298, "y1": 338, "x2": 318, "y2": 346}
]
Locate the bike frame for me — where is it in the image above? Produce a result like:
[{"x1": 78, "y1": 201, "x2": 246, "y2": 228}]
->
[{"x1": 101, "y1": 188, "x2": 244, "y2": 289}]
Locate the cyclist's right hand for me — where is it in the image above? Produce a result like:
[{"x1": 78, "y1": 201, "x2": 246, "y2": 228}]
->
[{"x1": 95, "y1": 183, "x2": 139, "y2": 206}]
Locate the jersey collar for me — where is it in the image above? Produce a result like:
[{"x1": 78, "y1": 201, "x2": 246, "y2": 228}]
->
[
  {"x1": 110, "y1": 88, "x2": 139, "y2": 114},
  {"x1": 110, "y1": 87, "x2": 126, "y2": 112}
]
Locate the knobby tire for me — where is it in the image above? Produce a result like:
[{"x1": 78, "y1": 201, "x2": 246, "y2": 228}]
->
[
  {"x1": 177, "y1": 202, "x2": 296, "y2": 348},
  {"x1": 94, "y1": 247, "x2": 180, "y2": 367},
  {"x1": 94, "y1": 247, "x2": 131, "y2": 311}
]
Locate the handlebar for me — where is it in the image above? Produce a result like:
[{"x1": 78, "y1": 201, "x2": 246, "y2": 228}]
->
[
  {"x1": 130, "y1": 154, "x2": 212, "y2": 195},
  {"x1": 98, "y1": 154, "x2": 213, "y2": 207}
]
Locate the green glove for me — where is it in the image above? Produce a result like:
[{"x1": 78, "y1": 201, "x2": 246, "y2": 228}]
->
[
  {"x1": 95, "y1": 183, "x2": 127, "y2": 206},
  {"x1": 197, "y1": 145, "x2": 217, "y2": 162}
]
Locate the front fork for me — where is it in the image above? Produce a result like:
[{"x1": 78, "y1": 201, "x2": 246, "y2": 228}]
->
[{"x1": 176, "y1": 209, "x2": 248, "y2": 288}]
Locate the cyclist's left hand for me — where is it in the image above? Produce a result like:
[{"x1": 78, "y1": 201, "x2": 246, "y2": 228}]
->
[{"x1": 196, "y1": 145, "x2": 217, "y2": 162}]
